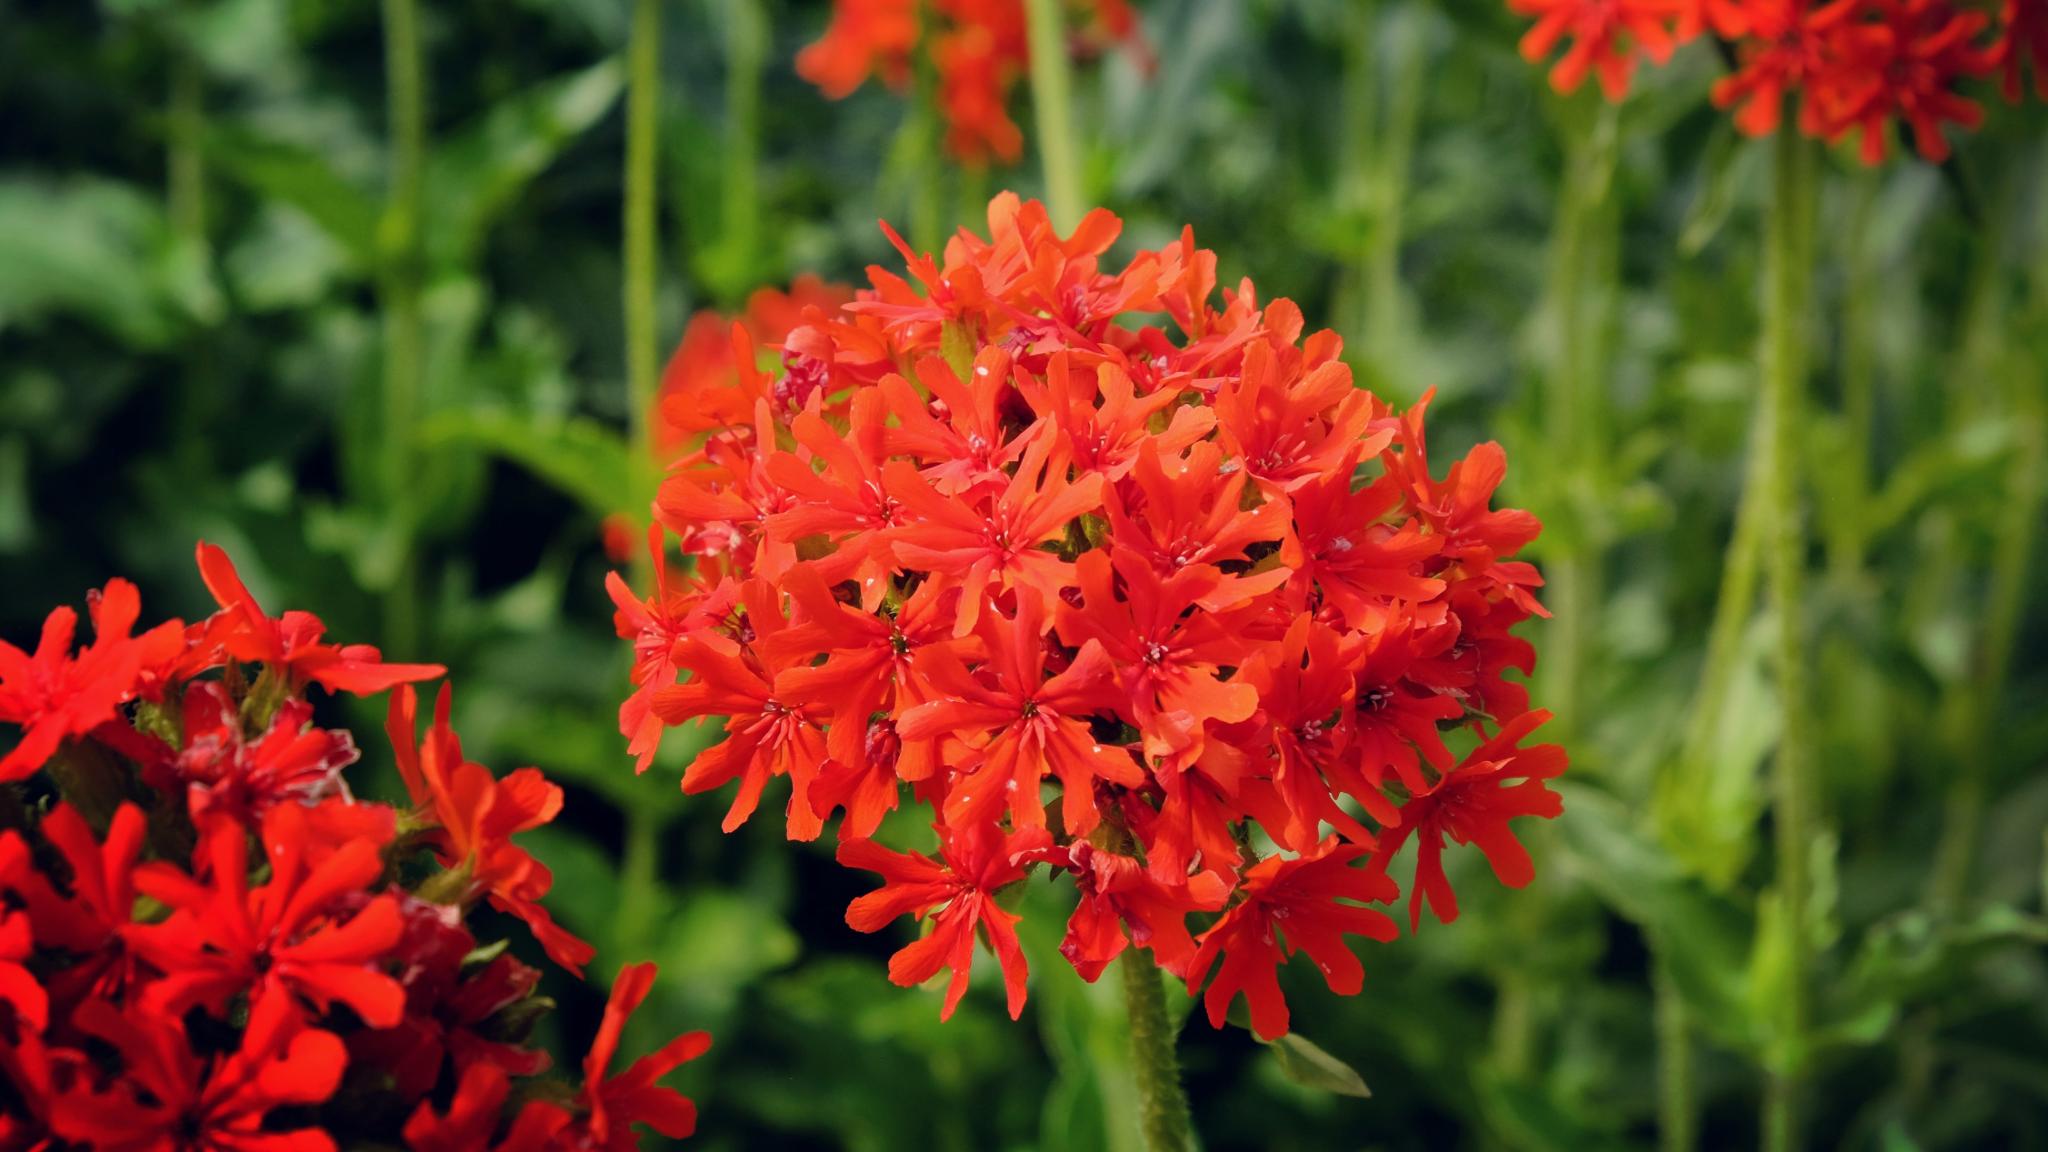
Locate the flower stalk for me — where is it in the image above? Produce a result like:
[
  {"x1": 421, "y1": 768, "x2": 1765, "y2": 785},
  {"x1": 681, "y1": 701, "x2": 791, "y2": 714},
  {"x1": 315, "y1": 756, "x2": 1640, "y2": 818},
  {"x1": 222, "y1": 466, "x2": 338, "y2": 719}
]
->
[
  {"x1": 1760, "y1": 126, "x2": 1818, "y2": 1152},
  {"x1": 1121, "y1": 947, "x2": 1195, "y2": 1152},
  {"x1": 378, "y1": 0, "x2": 425, "y2": 656},
  {"x1": 1023, "y1": 0, "x2": 1083, "y2": 230}
]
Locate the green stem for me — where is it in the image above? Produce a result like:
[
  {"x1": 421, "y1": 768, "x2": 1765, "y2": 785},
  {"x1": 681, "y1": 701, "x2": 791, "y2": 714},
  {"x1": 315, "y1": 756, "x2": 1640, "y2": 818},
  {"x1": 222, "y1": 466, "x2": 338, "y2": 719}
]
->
[
  {"x1": 1826, "y1": 173, "x2": 1878, "y2": 583},
  {"x1": 1023, "y1": 0, "x2": 1083, "y2": 230},
  {"x1": 1760, "y1": 128, "x2": 1818, "y2": 1152},
  {"x1": 625, "y1": 0, "x2": 663, "y2": 463},
  {"x1": 1119, "y1": 946, "x2": 1194, "y2": 1152},
  {"x1": 908, "y1": 2, "x2": 945, "y2": 254},
  {"x1": 1926, "y1": 172, "x2": 2030, "y2": 917},
  {"x1": 1365, "y1": 4, "x2": 1423, "y2": 377},
  {"x1": 1677, "y1": 397, "x2": 1772, "y2": 775},
  {"x1": 168, "y1": 36, "x2": 205, "y2": 243},
  {"x1": 1928, "y1": 337, "x2": 2041, "y2": 918},
  {"x1": 379, "y1": 0, "x2": 425, "y2": 656},
  {"x1": 1655, "y1": 962, "x2": 1697, "y2": 1152},
  {"x1": 720, "y1": 0, "x2": 765, "y2": 298},
  {"x1": 616, "y1": 806, "x2": 663, "y2": 960}
]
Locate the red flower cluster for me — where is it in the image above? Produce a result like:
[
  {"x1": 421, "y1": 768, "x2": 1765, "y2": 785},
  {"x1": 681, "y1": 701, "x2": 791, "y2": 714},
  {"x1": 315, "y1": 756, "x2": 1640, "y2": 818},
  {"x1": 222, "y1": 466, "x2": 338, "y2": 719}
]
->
[
  {"x1": 610, "y1": 194, "x2": 1566, "y2": 1040},
  {"x1": 0, "y1": 546, "x2": 708, "y2": 1150},
  {"x1": 797, "y1": 0, "x2": 1142, "y2": 165},
  {"x1": 1509, "y1": 0, "x2": 2024, "y2": 162}
]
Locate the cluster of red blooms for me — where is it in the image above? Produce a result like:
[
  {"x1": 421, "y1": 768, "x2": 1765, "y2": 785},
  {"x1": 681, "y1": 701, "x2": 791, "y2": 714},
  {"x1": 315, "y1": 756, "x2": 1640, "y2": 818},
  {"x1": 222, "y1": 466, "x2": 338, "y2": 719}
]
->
[
  {"x1": 610, "y1": 194, "x2": 1566, "y2": 1041},
  {"x1": 1509, "y1": 0, "x2": 2043, "y2": 162},
  {"x1": 0, "y1": 547, "x2": 706, "y2": 1150},
  {"x1": 797, "y1": 0, "x2": 1143, "y2": 164}
]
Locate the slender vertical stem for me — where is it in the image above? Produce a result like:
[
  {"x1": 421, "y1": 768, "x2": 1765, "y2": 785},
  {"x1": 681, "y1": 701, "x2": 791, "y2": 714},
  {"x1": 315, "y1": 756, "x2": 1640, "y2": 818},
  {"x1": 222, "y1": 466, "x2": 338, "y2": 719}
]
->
[
  {"x1": 908, "y1": 2, "x2": 945, "y2": 254},
  {"x1": 1120, "y1": 947, "x2": 1194, "y2": 1152},
  {"x1": 720, "y1": 0, "x2": 765, "y2": 295},
  {"x1": 616, "y1": 802, "x2": 663, "y2": 961},
  {"x1": 1927, "y1": 171, "x2": 2028, "y2": 917},
  {"x1": 1366, "y1": 4, "x2": 1424, "y2": 372},
  {"x1": 1655, "y1": 961, "x2": 1697, "y2": 1152},
  {"x1": 1827, "y1": 173, "x2": 1878, "y2": 582},
  {"x1": 168, "y1": 36, "x2": 205, "y2": 242},
  {"x1": 1760, "y1": 128, "x2": 1818, "y2": 1152},
  {"x1": 617, "y1": 0, "x2": 669, "y2": 962},
  {"x1": 379, "y1": 0, "x2": 425, "y2": 656},
  {"x1": 167, "y1": 14, "x2": 214, "y2": 477},
  {"x1": 1023, "y1": 0, "x2": 1083, "y2": 230},
  {"x1": 625, "y1": 0, "x2": 663, "y2": 474}
]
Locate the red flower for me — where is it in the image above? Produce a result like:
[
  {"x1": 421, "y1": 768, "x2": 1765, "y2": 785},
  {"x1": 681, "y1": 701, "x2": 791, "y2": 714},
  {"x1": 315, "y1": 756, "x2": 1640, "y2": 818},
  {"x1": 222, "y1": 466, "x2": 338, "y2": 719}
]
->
[
  {"x1": 196, "y1": 542, "x2": 444, "y2": 695},
  {"x1": 1812, "y1": 0, "x2": 1996, "y2": 163},
  {"x1": 7, "y1": 802, "x2": 145, "y2": 1010},
  {"x1": 387, "y1": 684, "x2": 595, "y2": 975},
  {"x1": 839, "y1": 821, "x2": 1050, "y2": 1019},
  {"x1": 0, "y1": 578, "x2": 181, "y2": 781},
  {"x1": 607, "y1": 526, "x2": 736, "y2": 773},
  {"x1": 404, "y1": 1061, "x2": 513, "y2": 1152},
  {"x1": 1375, "y1": 709, "x2": 1569, "y2": 931},
  {"x1": 615, "y1": 196, "x2": 1563, "y2": 1037},
  {"x1": 1057, "y1": 841, "x2": 1226, "y2": 981},
  {"x1": 654, "y1": 580, "x2": 833, "y2": 841},
  {"x1": 54, "y1": 993, "x2": 348, "y2": 1152},
  {"x1": 127, "y1": 804, "x2": 407, "y2": 1028},
  {"x1": 0, "y1": 836, "x2": 44, "y2": 1033},
  {"x1": 1054, "y1": 548, "x2": 1263, "y2": 762},
  {"x1": 1997, "y1": 0, "x2": 2048, "y2": 99},
  {"x1": 559, "y1": 964, "x2": 712, "y2": 1150},
  {"x1": 898, "y1": 590, "x2": 1143, "y2": 835},
  {"x1": 1508, "y1": 0, "x2": 1682, "y2": 98},
  {"x1": 174, "y1": 682, "x2": 359, "y2": 823},
  {"x1": 1186, "y1": 839, "x2": 1399, "y2": 1041},
  {"x1": 1278, "y1": 447, "x2": 1445, "y2": 629}
]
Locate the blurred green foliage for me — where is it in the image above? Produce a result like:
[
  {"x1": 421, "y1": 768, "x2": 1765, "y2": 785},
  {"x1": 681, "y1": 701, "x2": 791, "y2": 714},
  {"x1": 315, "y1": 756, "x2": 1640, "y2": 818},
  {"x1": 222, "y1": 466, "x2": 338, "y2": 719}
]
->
[{"x1": 2, "y1": 0, "x2": 2045, "y2": 1148}]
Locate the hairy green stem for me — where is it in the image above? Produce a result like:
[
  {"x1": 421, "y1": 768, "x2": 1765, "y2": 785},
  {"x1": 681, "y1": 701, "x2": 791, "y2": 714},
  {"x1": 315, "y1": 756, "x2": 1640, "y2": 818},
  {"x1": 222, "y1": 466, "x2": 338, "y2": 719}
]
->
[
  {"x1": 379, "y1": 0, "x2": 425, "y2": 656},
  {"x1": 1760, "y1": 128, "x2": 1818, "y2": 1152},
  {"x1": 1120, "y1": 946, "x2": 1194, "y2": 1152},
  {"x1": 1023, "y1": 0, "x2": 1083, "y2": 230}
]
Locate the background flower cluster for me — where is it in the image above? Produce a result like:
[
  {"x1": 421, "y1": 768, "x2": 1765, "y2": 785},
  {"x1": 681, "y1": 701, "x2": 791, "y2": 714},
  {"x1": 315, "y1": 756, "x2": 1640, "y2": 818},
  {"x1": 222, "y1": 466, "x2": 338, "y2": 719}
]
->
[{"x1": 0, "y1": 547, "x2": 706, "y2": 1150}]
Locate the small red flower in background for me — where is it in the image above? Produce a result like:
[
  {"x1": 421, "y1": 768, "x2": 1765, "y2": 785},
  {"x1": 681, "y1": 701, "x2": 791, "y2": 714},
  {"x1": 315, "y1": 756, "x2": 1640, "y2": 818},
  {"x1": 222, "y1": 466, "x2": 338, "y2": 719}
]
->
[
  {"x1": 1509, "y1": 0, "x2": 1683, "y2": 99},
  {"x1": 0, "y1": 546, "x2": 710, "y2": 1150},
  {"x1": 613, "y1": 194, "x2": 1565, "y2": 1037},
  {"x1": 799, "y1": 0, "x2": 1145, "y2": 165},
  {"x1": 1503, "y1": 0, "x2": 2023, "y2": 163}
]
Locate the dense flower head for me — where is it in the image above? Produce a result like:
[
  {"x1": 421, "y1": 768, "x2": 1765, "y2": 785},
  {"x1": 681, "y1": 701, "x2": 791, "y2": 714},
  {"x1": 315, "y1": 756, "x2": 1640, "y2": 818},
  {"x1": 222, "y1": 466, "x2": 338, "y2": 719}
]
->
[
  {"x1": 612, "y1": 193, "x2": 1567, "y2": 1040},
  {"x1": 1507, "y1": 0, "x2": 2015, "y2": 163},
  {"x1": 0, "y1": 546, "x2": 707, "y2": 1149},
  {"x1": 798, "y1": 0, "x2": 1144, "y2": 165}
]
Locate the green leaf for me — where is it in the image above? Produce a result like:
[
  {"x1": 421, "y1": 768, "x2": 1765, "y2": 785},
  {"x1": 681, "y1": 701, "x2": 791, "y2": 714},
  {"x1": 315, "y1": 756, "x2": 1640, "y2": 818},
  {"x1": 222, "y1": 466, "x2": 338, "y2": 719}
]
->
[
  {"x1": 1268, "y1": 1032, "x2": 1372, "y2": 1098},
  {"x1": 1558, "y1": 785, "x2": 1758, "y2": 1052},
  {"x1": 0, "y1": 177, "x2": 193, "y2": 345},
  {"x1": 420, "y1": 408, "x2": 633, "y2": 522},
  {"x1": 1678, "y1": 122, "x2": 1752, "y2": 256},
  {"x1": 423, "y1": 59, "x2": 625, "y2": 270},
  {"x1": 203, "y1": 128, "x2": 381, "y2": 264}
]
